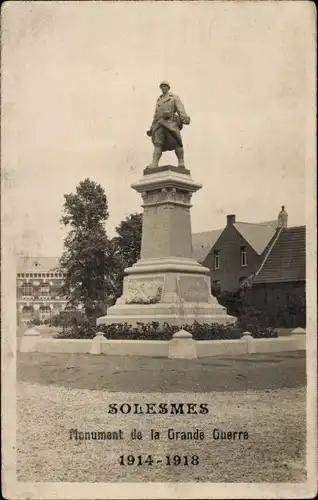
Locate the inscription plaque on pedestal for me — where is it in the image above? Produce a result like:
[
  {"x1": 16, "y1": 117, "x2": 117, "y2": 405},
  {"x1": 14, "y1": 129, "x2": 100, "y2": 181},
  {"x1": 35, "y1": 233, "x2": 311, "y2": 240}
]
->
[{"x1": 178, "y1": 276, "x2": 210, "y2": 302}]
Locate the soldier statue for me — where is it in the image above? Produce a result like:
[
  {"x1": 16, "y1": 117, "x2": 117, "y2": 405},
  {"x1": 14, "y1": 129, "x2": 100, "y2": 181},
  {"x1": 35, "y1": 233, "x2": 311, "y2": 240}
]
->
[{"x1": 146, "y1": 81, "x2": 191, "y2": 168}]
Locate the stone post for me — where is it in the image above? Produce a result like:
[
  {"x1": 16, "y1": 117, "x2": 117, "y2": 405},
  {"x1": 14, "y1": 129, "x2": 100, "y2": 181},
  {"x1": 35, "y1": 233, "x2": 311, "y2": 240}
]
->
[
  {"x1": 168, "y1": 329, "x2": 197, "y2": 359},
  {"x1": 90, "y1": 332, "x2": 105, "y2": 355},
  {"x1": 291, "y1": 327, "x2": 306, "y2": 335},
  {"x1": 240, "y1": 331, "x2": 255, "y2": 354}
]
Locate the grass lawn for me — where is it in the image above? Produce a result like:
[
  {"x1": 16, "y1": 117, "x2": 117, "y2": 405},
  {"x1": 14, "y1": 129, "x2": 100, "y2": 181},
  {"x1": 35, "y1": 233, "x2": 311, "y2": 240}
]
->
[{"x1": 17, "y1": 351, "x2": 306, "y2": 482}]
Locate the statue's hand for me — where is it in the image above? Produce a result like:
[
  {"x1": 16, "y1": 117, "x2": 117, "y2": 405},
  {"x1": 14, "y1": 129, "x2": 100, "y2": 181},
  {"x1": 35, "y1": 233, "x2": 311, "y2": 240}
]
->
[
  {"x1": 182, "y1": 116, "x2": 191, "y2": 125},
  {"x1": 146, "y1": 129, "x2": 152, "y2": 137}
]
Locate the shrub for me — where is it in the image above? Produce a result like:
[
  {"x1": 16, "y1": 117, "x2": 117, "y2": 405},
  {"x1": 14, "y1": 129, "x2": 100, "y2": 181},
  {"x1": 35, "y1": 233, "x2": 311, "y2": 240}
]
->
[
  {"x1": 217, "y1": 288, "x2": 280, "y2": 332},
  {"x1": 27, "y1": 318, "x2": 43, "y2": 326},
  {"x1": 217, "y1": 290, "x2": 243, "y2": 317},
  {"x1": 45, "y1": 310, "x2": 85, "y2": 329},
  {"x1": 53, "y1": 315, "x2": 94, "y2": 339},
  {"x1": 55, "y1": 319, "x2": 276, "y2": 340},
  {"x1": 44, "y1": 314, "x2": 63, "y2": 327},
  {"x1": 217, "y1": 283, "x2": 306, "y2": 330}
]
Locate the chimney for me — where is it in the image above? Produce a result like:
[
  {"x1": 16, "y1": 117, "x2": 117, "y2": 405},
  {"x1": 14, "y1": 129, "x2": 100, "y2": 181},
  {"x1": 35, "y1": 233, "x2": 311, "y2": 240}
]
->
[
  {"x1": 227, "y1": 214, "x2": 236, "y2": 225},
  {"x1": 277, "y1": 205, "x2": 288, "y2": 228}
]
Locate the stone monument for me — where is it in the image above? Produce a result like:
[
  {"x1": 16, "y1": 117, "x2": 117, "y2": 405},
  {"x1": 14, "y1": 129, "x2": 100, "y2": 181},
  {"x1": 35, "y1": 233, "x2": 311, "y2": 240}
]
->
[
  {"x1": 146, "y1": 80, "x2": 190, "y2": 169},
  {"x1": 97, "y1": 82, "x2": 235, "y2": 329}
]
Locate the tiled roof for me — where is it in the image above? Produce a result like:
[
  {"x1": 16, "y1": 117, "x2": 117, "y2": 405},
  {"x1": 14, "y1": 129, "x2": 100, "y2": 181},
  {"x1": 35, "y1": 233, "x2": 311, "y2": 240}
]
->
[
  {"x1": 17, "y1": 257, "x2": 62, "y2": 273},
  {"x1": 259, "y1": 219, "x2": 279, "y2": 230},
  {"x1": 233, "y1": 222, "x2": 276, "y2": 255},
  {"x1": 253, "y1": 226, "x2": 305, "y2": 283},
  {"x1": 192, "y1": 230, "x2": 223, "y2": 262}
]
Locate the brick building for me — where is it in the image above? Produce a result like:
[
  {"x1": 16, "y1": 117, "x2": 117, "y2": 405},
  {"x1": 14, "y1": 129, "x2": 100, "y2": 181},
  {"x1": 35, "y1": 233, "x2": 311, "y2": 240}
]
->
[
  {"x1": 250, "y1": 225, "x2": 306, "y2": 327},
  {"x1": 192, "y1": 207, "x2": 306, "y2": 328},
  {"x1": 16, "y1": 257, "x2": 68, "y2": 324},
  {"x1": 192, "y1": 214, "x2": 279, "y2": 292},
  {"x1": 191, "y1": 229, "x2": 223, "y2": 264}
]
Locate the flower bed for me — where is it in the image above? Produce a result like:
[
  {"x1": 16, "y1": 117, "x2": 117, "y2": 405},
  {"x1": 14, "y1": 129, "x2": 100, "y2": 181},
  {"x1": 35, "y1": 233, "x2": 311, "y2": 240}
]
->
[{"x1": 55, "y1": 320, "x2": 276, "y2": 340}]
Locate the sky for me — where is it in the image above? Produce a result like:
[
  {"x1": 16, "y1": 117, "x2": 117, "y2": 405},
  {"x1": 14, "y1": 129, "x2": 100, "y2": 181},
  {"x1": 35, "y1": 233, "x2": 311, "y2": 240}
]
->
[{"x1": 1, "y1": 0, "x2": 315, "y2": 258}]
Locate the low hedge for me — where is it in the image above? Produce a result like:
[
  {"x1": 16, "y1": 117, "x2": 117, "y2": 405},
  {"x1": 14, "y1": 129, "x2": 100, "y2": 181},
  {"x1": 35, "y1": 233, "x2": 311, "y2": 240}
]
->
[
  {"x1": 55, "y1": 319, "x2": 276, "y2": 340},
  {"x1": 27, "y1": 318, "x2": 44, "y2": 326}
]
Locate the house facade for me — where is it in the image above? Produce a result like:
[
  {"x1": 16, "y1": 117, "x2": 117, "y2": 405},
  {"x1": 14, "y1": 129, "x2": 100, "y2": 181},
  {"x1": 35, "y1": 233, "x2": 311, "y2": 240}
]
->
[
  {"x1": 192, "y1": 212, "x2": 280, "y2": 292},
  {"x1": 192, "y1": 206, "x2": 306, "y2": 328},
  {"x1": 16, "y1": 257, "x2": 68, "y2": 324}
]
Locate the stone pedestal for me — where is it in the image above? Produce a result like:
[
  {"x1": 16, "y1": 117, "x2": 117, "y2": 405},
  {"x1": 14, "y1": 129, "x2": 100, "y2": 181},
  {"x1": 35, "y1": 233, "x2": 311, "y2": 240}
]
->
[{"x1": 97, "y1": 165, "x2": 236, "y2": 329}]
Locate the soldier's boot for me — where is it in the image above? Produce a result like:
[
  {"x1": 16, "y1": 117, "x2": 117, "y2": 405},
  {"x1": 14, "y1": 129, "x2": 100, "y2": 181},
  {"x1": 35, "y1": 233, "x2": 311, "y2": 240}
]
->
[
  {"x1": 149, "y1": 146, "x2": 162, "y2": 168},
  {"x1": 175, "y1": 147, "x2": 185, "y2": 168}
]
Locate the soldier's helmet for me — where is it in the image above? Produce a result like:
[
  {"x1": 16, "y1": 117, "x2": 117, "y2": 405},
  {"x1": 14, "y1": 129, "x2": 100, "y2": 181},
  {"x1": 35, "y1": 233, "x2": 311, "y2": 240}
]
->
[{"x1": 159, "y1": 80, "x2": 170, "y2": 89}]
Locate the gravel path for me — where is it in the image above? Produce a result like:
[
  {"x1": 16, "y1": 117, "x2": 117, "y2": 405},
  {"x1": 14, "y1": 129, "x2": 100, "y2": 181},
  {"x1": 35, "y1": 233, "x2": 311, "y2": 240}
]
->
[{"x1": 17, "y1": 382, "x2": 306, "y2": 483}]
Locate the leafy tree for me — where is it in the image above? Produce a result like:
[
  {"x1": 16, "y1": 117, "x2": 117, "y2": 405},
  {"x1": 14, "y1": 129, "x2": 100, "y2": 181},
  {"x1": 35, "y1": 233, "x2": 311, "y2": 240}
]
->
[
  {"x1": 110, "y1": 212, "x2": 143, "y2": 300},
  {"x1": 60, "y1": 178, "x2": 114, "y2": 318},
  {"x1": 113, "y1": 212, "x2": 142, "y2": 267}
]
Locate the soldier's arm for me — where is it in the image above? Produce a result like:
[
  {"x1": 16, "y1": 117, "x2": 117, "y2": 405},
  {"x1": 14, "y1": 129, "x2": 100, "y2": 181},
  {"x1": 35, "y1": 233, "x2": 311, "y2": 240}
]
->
[
  {"x1": 149, "y1": 100, "x2": 160, "y2": 131},
  {"x1": 174, "y1": 95, "x2": 191, "y2": 125}
]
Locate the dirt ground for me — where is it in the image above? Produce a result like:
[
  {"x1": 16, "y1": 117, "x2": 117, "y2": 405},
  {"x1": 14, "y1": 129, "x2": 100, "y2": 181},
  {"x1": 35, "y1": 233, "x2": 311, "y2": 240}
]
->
[
  {"x1": 18, "y1": 350, "x2": 306, "y2": 392},
  {"x1": 16, "y1": 351, "x2": 306, "y2": 483}
]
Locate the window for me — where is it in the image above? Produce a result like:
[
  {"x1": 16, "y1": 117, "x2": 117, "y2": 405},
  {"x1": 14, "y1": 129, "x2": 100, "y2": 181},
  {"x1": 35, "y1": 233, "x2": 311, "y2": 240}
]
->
[
  {"x1": 39, "y1": 306, "x2": 51, "y2": 317},
  {"x1": 22, "y1": 305, "x2": 34, "y2": 315},
  {"x1": 39, "y1": 283, "x2": 50, "y2": 294},
  {"x1": 211, "y1": 280, "x2": 221, "y2": 296},
  {"x1": 21, "y1": 284, "x2": 33, "y2": 296},
  {"x1": 240, "y1": 246, "x2": 247, "y2": 266},
  {"x1": 213, "y1": 251, "x2": 220, "y2": 270}
]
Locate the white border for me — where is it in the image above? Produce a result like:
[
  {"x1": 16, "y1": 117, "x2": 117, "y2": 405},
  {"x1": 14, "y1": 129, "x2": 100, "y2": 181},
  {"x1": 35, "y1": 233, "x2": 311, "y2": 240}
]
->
[{"x1": 1, "y1": 1, "x2": 317, "y2": 498}]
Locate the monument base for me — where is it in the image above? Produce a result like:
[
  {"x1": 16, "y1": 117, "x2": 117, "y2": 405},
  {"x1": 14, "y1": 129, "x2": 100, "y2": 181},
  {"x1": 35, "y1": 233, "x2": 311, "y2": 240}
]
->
[
  {"x1": 97, "y1": 165, "x2": 236, "y2": 332},
  {"x1": 97, "y1": 259, "x2": 236, "y2": 329}
]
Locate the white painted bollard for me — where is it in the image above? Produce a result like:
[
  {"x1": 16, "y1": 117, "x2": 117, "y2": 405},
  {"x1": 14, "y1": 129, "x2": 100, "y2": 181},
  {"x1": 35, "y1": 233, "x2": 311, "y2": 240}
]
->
[
  {"x1": 240, "y1": 331, "x2": 255, "y2": 354},
  {"x1": 290, "y1": 327, "x2": 306, "y2": 350},
  {"x1": 168, "y1": 329, "x2": 197, "y2": 359},
  {"x1": 19, "y1": 328, "x2": 41, "y2": 353},
  {"x1": 90, "y1": 332, "x2": 105, "y2": 355},
  {"x1": 291, "y1": 327, "x2": 306, "y2": 335}
]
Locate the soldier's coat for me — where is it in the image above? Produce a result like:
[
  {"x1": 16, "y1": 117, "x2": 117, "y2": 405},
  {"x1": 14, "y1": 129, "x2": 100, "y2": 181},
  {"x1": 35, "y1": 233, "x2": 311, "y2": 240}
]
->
[{"x1": 149, "y1": 92, "x2": 190, "y2": 151}]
